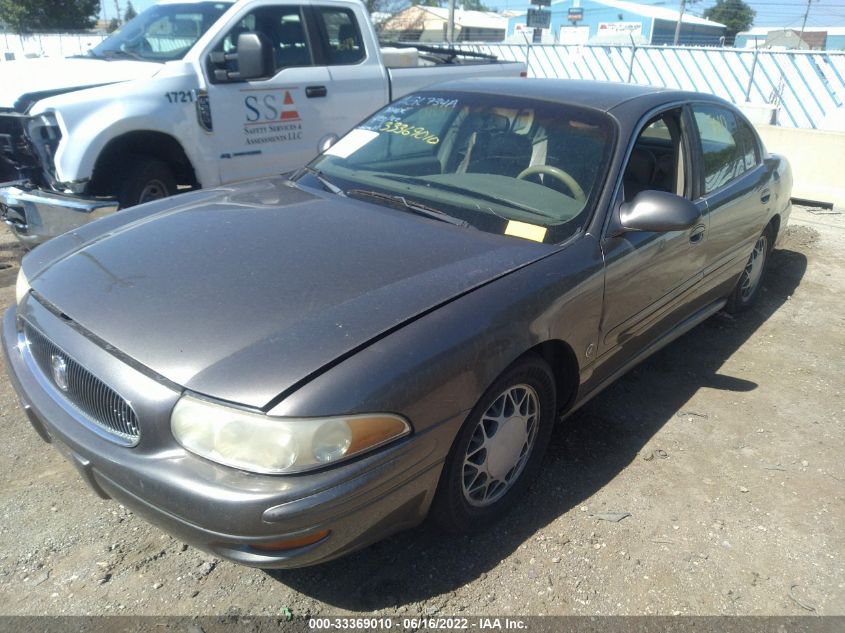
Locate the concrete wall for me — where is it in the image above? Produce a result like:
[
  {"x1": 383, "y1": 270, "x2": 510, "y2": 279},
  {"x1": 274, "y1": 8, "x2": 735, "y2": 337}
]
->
[{"x1": 756, "y1": 125, "x2": 845, "y2": 209}]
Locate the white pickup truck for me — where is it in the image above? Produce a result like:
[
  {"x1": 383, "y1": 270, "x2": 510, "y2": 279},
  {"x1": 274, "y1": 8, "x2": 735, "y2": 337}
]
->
[{"x1": 0, "y1": 0, "x2": 524, "y2": 246}]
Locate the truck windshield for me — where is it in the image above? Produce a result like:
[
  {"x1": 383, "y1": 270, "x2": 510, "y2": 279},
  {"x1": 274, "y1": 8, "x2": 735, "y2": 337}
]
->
[
  {"x1": 300, "y1": 91, "x2": 615, "y2": 244},
  {"x1": 90, "y1": 2, "x2": 232, "y2": 62}
]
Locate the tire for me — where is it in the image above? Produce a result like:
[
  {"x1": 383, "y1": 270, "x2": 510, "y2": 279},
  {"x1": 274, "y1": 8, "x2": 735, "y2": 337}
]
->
[
  {"x1": 431, "y1": 354, "x2": 556, "y2": 533},
  {"x1": 725, "y1": 225, "x2": 774, "y2": 314},
  {"x1": 116, "y1": 156, "x2": 176, "y2": 209}
]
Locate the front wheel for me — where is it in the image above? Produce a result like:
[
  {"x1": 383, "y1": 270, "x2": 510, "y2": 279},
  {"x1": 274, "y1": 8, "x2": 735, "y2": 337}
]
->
[
  {"x1": 117, "y1": 156, "x2": 176, "y2": 209},
  {"x1": 431, "y1": 355, "x2": 556, "y2": 533},
  {"x1": 725, "y1": 225, "x2": 773, "y2": 313}
]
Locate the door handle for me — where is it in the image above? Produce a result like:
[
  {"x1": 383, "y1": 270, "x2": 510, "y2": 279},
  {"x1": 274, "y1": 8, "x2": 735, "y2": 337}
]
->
[
  {"x1": 306, "y1": 85, "x2": 327, "y2": 98},
  {"x1": 689, "y1": 224, "x2": 706, "y2": 245},
  {"x1": 760, "y1": 188, "x2": 771, "y2": 204}
]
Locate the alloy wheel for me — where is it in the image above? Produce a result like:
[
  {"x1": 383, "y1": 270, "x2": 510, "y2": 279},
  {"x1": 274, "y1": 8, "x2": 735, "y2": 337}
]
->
[{"x1": 740, "y1": 234, "x2": 768, "y2": 301}]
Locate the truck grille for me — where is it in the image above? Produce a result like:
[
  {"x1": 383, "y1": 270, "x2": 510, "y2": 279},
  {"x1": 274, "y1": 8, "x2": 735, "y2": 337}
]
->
[
  {"x1": 0, "y1": 113, "x2": 40, "y2": 184},
  {"x1": 23, "y1": 322, "x2": 140, "y2": 444}
]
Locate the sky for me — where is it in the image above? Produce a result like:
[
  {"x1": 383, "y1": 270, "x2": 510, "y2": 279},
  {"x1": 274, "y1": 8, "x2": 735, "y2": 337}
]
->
[{"x1": 101, "y1": 0, "x2": 845, "y2": 28}]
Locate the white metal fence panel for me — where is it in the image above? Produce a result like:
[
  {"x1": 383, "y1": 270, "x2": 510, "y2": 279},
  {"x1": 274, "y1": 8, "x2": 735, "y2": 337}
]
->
[{"x1": 450, "y1": 42, "x2": 845, "y2": 130}]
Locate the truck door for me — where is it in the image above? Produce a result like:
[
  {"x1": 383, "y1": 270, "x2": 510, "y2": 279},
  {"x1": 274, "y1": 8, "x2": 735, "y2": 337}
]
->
[
  {"x1": 202, "y1": 1, "x2": 333, "y2": 183},
  {"x1": 310, "y1": 3, "x2": 388, "y2": 134}
]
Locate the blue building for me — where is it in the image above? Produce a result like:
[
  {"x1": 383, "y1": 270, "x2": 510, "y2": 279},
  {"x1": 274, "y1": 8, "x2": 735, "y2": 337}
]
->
[{"x1": 508, "y1": 0, "x2": 727, "y2": 46}]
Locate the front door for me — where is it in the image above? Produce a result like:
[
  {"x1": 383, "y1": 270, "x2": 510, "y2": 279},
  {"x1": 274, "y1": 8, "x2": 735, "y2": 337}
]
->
[
  {"x1": 598, "y1": 107, "x2": 708, "y2": 363},
  {"x1": 203, "y1": 1, "x2": 333, "y2": 183}
]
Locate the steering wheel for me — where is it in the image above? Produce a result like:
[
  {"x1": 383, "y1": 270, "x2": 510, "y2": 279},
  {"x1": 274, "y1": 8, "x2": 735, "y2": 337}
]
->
[{"x1": 517, "y1": 165, "x2": 586, "y2": 203}]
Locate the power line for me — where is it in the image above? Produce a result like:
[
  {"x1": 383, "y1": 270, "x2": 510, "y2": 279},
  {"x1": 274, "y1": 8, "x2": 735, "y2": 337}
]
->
[{"x1": 799, "y1": 0, "x2": 816, "y2": 37}]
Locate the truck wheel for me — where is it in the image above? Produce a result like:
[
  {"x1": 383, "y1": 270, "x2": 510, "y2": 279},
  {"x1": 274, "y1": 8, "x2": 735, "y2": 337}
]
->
[
  {"x1": 431, "y1": 354, "x2": 556, "y2": 533},
  {"x1": 117, "y1": 156, "x2": 176, "y2": 209}
]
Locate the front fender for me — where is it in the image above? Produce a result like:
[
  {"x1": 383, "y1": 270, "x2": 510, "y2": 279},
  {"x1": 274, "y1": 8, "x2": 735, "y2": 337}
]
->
[
  {"x1": 30, "y1": 70, "x2": 213, "y2": 188},
  {"x1": 272, "y1": 234, "x2": 605, "y2": 437}
]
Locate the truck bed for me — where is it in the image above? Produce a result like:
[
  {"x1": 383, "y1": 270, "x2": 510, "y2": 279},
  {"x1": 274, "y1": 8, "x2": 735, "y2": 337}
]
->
[{"x1": 383, "y1": 46, "x2": 525, "y2": 102}]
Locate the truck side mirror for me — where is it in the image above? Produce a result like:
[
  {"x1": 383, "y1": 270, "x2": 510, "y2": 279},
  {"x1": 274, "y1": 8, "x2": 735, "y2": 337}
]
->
[
  {"x1": 208, "y1": 31, "x2": 275, "y2": 83},
  {"x1": 236, "y1": 31, "x2": 275, "y2": 81}
]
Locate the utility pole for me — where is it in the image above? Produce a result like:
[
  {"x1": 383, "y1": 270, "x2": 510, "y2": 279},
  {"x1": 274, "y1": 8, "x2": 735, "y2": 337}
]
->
[
  {"x1": 447, "y1": 0, "x2": 456, "y2": 44},
  {"x1": 798, "y1": 0, "x2": 815, "y2": 41},
  {"x1": 673, "y1": 0, "x2": 686, "y2": 46}
]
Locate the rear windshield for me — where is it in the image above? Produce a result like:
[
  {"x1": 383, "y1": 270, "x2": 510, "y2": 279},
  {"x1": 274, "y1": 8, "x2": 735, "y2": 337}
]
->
[{"x1": 305, "y1": 91, "x2": 615, "y2": 244}]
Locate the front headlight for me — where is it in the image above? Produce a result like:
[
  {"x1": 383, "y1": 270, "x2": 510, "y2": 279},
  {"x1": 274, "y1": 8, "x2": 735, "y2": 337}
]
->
[
  {"x1": 171, "y1": 395, "x2": 411, "y2": 474},
  {"x1": 15, "y1": 268, "x2": 30, "y2": 305}
]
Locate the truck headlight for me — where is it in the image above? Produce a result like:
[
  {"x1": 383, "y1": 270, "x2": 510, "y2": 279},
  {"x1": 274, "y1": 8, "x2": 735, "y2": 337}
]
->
[
  {"x1": 15, "y1": 268, "x2": 30, "y2": 305},
  {"x1": 171, "y1": 395, "x2": 411, "y2": 474}
]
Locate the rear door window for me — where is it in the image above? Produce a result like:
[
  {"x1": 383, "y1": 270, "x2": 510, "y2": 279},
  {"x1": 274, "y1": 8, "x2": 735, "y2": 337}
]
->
[
  {"x1": 315, "y1": 6, "x2": 365, "y2": 65},
  {"x1": 692, "y1": 105, "x2": 760, "y2": 194}
]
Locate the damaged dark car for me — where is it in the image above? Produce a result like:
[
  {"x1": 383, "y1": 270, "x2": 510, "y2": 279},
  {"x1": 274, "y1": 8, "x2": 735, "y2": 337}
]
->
[{"x1": 3, "y1": 79, "x2": 791, "y2": 568}]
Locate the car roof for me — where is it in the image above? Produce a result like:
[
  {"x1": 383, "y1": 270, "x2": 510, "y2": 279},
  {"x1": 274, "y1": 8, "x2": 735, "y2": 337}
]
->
[{"x1": 430, "y1": 78, "x2": 726, "y2": 114}]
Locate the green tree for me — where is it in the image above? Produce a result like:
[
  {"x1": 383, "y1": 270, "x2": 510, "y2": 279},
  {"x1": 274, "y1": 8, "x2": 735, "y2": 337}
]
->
[
  {"x1": 106, "y1": 16, "x2": 119, "y2": 32},
  {"x1": 461, "y1": 0, "x2": 490, "y2": 10},
  {"x1": 124, "y1": 0, "x2": 137, "y2": 23},
  {"x1": 703, "y1": 0, "x2": 755, "y2": 45},
  {"x1": 0, "y1": 0, "x2": 100, "y2": 33}
]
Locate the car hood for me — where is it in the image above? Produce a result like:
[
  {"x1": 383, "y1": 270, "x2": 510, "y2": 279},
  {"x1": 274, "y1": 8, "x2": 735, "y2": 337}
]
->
[
  {"x1": 29, "y1": 178, "x2": 552, "y2": 409},
  {"x1": 0, "y1": 57, "x2": 161, "y2": 111}
]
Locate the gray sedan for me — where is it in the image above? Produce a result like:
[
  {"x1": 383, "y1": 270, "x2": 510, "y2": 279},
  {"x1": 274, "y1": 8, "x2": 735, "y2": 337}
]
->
[{"x1": 2, "y1": 79, "x2": 791, "y2": 568}]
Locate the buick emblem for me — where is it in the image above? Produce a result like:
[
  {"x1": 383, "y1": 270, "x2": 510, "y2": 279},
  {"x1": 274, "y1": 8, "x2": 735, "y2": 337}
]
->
[{"x1": 50, "y1": 354, "x2": 69, "y2": 392}]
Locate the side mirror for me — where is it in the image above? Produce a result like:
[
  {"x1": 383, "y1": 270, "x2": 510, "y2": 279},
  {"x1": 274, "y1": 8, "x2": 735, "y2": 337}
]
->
[
  {"x1": 616, "y1": 190, "x2": 701, "y2": 234},
  {"x1": 208, "y1": 31, "x2": 274, "y2": 83},
  {"x1": 236, "y1": 31, "x2": 275, "y2": 81}
]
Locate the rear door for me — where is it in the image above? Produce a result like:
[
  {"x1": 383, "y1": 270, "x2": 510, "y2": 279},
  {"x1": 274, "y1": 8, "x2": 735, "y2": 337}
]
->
[
  {"x1": 312, "y1": 3, "x2": 388, "y2": 132},
  {"x1": 689, "y1": 103, "x2": 770, "y2": 292}
]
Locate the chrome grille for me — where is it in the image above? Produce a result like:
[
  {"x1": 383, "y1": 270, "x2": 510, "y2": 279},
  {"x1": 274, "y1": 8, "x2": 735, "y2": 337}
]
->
[{"x1": 23, "y1": 322, "x2": 140, "y2": 443}]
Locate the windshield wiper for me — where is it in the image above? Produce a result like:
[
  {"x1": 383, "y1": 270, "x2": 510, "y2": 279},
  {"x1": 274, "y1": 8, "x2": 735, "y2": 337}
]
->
[
  {"x1": 292, "y1": 166, "x2": 346, "y2": 196},
  {"x1": 374, "y1": 172, "x2": 561, "y2": 220},
  {"x1": 346, "y1": 189, "x2": 469, "y2": 227}
]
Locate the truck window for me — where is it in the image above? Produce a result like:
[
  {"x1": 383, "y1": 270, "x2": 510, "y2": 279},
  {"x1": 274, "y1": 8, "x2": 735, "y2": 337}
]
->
[
  {"x1": 218, "y1": 6, "x2": 312, "y2": 73},
  {"x1": 315, "y1": 7, "x2": 365, "y2": 65}
]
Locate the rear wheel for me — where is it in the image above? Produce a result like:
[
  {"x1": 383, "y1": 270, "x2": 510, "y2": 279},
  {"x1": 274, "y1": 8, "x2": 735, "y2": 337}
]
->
[
  {"x1": 725, "y1": 225, "x2": 773, "y2": 313},
  {"x1": 432, "y1": 355, "x2": 556, "y2": 533},
  {"x1": 116, "y1": 156, "x2": 176, "y2": 209}
]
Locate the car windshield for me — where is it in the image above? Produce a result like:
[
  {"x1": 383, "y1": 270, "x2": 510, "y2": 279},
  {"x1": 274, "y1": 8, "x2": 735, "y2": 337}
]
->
[
  {"x1": 300, "y1": 91, "x2": 615, "y2": 244},
  {"x1": 90, "y1": 2, "x2": 232, "y2": 62}
]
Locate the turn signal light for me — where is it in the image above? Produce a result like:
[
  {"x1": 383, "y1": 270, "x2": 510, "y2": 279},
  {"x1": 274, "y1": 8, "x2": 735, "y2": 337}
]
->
[{"x1": 251, "y1": 529, "x2": 330, "y2": 551}]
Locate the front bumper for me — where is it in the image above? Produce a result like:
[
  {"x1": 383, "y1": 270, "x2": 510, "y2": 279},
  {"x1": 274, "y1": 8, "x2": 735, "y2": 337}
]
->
[
  {"x1": 2, "y1": 302, "x2": 448, "y2": 568},
  {"x1": 0, "y1": 184, "x2": 118, "y2": 248}
]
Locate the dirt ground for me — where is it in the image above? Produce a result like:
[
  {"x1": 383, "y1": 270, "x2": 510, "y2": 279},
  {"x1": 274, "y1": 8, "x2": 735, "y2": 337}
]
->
[{"x1": 0, "y1": 207, "x2": 842, "y2": 617}]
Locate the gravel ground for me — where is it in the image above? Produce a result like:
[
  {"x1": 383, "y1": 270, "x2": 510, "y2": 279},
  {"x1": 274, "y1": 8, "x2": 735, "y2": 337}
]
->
[{"x1": 0, "y1": 207, "x2": 842, "y2": 617}]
